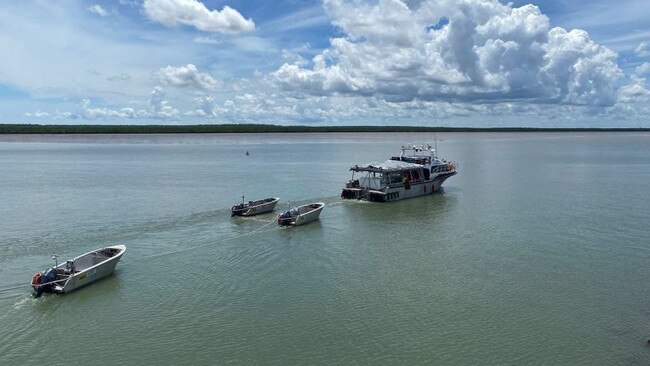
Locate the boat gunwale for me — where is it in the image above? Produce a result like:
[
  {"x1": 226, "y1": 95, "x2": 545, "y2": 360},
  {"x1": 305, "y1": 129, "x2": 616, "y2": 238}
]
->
[
  {"x1": 297, "y1": 202, "x2": 324, "y2": 216},
  {"x1": 231, "y1": 197, "x2": 279, "y2": 213},
  {"x1": 31, "y1": 245, "x2": 126, "y2": 289},
  {"x1": 242, "y1": 197, "x2": 279, "y2": 210},
  {"x1": 278, "y1": 202, "x2": 324, "y2": 225}
]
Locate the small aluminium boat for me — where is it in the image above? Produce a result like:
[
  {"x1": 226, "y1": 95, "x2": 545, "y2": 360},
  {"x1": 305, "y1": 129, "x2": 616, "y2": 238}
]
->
[
  {"x1": 231, "y1": 197, "x2": 280, "y2": 217},
  {"x1": 277, "y1": 202, "x2": 324, "y2": 226},
  {"x1": 30, "y1": 245, "x2": 126, "y2": 297}
]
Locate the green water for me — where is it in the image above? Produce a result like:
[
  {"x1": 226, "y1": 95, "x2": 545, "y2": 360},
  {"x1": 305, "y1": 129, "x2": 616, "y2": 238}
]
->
[{"x1": 1, "y1": 132, "x2": 649, "y2": 365}]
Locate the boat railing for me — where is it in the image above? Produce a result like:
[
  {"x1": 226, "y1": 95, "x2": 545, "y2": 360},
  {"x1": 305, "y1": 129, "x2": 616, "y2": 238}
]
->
[
  {"x1": 431, "y1": 160, "x2": 458, "y2": 173},
  {"x1": 346, "y1": 179, "x2": 360, "y2": 188}
]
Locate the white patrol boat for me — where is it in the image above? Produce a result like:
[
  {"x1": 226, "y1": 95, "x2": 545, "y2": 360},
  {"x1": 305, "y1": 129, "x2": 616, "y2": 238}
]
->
[{"x1": 341, "y1": 144, "x2": 457, "y2": 202}]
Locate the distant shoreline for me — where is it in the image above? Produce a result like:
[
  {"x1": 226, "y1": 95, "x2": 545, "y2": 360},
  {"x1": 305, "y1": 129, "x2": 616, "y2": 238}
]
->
[{"x1": 1, "y1": 124, "x2": 648, "y2": 134}]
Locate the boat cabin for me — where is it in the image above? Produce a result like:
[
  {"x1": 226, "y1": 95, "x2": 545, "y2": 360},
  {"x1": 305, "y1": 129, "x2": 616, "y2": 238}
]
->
[{"x1": 347, "y1": 160, "x2": 427, "y2": 191}]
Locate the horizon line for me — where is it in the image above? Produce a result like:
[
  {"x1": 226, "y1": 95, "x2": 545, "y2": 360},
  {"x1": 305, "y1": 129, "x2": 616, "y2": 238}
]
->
[{"x1": 1, "y1": 123, "x2": 649, "y2": 134}]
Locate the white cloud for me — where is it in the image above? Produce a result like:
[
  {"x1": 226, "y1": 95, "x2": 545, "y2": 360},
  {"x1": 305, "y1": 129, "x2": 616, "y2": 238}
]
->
[
  {"x1": 56, "y1": 111, "x2": 80, "y2": 119},
  {"x1": 281, "y1": 49, "x2": 309, "y2": 66},
  {"x1": 24, "y1": 111, "x2": 50, "y2": 118},
  {"x1": 635, "y1": 42, "x2": 650, "y2": 57},
  {"x1": 185, "y1": 109, "x2": 207, "y2": 117},
  {"x1": 636, "y1": 62, "x2": 650, "y2": 76},
  {"x1": 143, "y1": 0, "x2": 255, "y2": 34},
  {"x1": 148, "y1": 87, "x2": 180, "y2": 118},
  {"x1": 75, "y1": 91, "x2": 180, "y2": 120},
  {"x1": 87, "y1": 4, "x2": 109, "y2": 17},
  {"x1": 157, "y1": 64, "x2": 218, "y2": 90},
  {"x1": 191, "y1": 95, "x2": 218, "y2": 117},
  {"x1": 618, "y1": 78, "x2": 650, "y2": 103},
  {"x1": 542, "y1": 28, "x2": 621, "y2": 106},
  {"x1": 194, "y1": 36, "x2": 220, "y2": 44},
  {"x1": 81, "y1": 99, "x2": 137, "y2": 119},
  {"x1": 271, "y1": 0, "x2": 622, "y2": 106},
  {"x1": 119, "y1": 0, "x2": 139, "y2": 7}
]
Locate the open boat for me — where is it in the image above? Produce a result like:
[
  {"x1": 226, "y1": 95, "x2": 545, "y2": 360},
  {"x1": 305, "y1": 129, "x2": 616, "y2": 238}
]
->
[
  {"x1": 231, "y1": 197, "x2": 279, "y2": 217},
  {"x1": 30, "y1": 245, "x2": 126, "y2": 297},
  {"x1": 277, "y1": 202, "x2": 324, "y2": 226}
]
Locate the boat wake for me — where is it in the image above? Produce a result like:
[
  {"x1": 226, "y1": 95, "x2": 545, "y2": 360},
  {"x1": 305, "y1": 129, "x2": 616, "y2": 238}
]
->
[{"x1": 143, "y1": 218, "x2": 278, "y2": 260}]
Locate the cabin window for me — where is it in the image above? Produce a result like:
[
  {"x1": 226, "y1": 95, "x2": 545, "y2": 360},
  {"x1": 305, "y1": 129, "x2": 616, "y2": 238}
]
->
[{"x1": 388, "y1": 173, "x2": 402, "y2": 184}]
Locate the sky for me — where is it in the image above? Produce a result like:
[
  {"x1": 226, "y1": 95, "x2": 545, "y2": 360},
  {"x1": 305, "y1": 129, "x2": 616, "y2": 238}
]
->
[{"x1": 1, "y1": 0, "x2": 649, "y2": 127}]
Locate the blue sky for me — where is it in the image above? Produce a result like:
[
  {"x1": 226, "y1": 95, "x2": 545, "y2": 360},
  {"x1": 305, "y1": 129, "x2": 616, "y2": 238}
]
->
[{"x1": 1, "y1": 0, "x2": 649, "y2": 127}]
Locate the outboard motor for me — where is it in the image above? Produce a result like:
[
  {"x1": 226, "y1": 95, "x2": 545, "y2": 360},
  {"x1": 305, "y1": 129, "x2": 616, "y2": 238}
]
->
[
  {"x1": 33, "y1": 267, "x2": 57, "y2": 297},
  {"x1": 277, "y1": 211, "x2": 293, "y2": 226},
  {"x1": 231, "y1": 203, "x2": 245, "y2": 217}
]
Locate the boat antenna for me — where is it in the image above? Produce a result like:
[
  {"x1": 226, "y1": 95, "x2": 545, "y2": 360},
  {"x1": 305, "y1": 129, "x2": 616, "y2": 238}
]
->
[
  {"x1": 51, "y1": 252, "x2": 59, "y2": 268},
  {"x1": 241, "y1": 195, "x2": 245, "y2": 204},
  {"x1": 432, "y1": 132, "x2": 438, "y2": 158}
]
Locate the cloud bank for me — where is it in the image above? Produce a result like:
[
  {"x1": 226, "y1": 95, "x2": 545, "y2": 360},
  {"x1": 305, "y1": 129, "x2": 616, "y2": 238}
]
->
[
  {"x1": 9, "y1": 0, "x2": 650, "y2": 126},
  {"x1": 272, "y1": 0, "x2": 622, "y2": 106}
]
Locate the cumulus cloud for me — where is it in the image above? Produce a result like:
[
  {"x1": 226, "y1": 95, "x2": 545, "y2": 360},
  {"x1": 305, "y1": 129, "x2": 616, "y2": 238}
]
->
[
  {"x1": 143, "y1": 0, "x2": 255, "y2": 34},
  {"x1": 81, "y1": 99, "x2": 138, "y2": 119},
  {"x1": 87, "y1": 4, "x2": 109, "y2": 17},
  {"x1": 190, "y1": 95, "x2": 218, "y2": 117},
  {"x1": 75, "y1": 92, "x2": 180, "y2": 120},
  {"x1": 185, "y1": 109, "x2": 207, "y2": 117},
  {"x1": 636, "y1": 62, "x2": 650, "y2": 76},
  {"x1": 157, "y1": 64, "x2": 218, "y2": 90},
  {"x1": 635, "y1": 42, "x2": 650, "y2": 57},
  {"x1": 281, "y1": 49, "x2": 309, "y2": 66},
  {"x1": 618, "y1": 79, "x2": 650, "y2": 103},
  {"x1": 271, "y1": 0, "x2": 622, "y2": 106},
  {"x1": 148, "y1": 87, "x2": 180, "y2": 118}
]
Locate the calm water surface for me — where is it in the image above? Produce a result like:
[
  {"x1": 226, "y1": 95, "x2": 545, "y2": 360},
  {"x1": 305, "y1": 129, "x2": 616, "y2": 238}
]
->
[{"x1": 1, "y1": 132, "x2": 649, "y2": 365}]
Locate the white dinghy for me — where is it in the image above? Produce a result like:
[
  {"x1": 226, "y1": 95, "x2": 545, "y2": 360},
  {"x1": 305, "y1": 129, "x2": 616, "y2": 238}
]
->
[
  {"x1": 231, "y1": 197, "x2": 280, "y2": 217},
  {"x1": 31, "y1": 245, "x2": 126, "y2": 297},
  {"x1": 277, "y1": 202, "x2": 324, "y2": 226}
]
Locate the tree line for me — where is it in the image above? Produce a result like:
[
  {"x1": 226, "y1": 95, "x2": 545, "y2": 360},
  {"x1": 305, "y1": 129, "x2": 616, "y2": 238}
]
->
[{"x1": 0, "y1": 124, "x2": 647, "y2": 134}]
